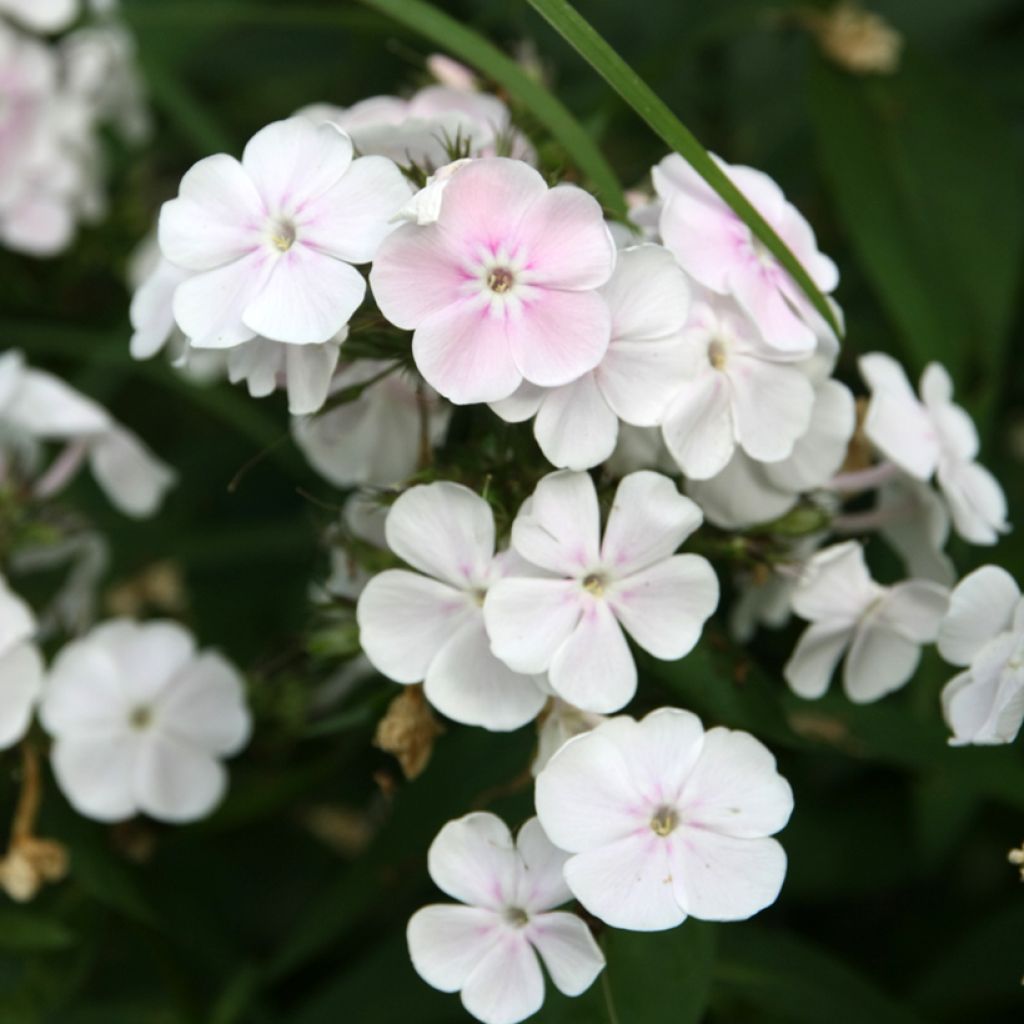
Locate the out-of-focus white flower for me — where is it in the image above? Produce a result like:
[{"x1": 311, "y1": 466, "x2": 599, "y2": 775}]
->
[
  {"x1": 40, "y1": 619, "x2": 250, "y2": 823},
  {"x1": 0, "y1": 0, "x2": 79, "y2": 34},
  {"x1": 407, "y1": 813, "x2": 604, "y2": 1024},
  {"x1": 0, "y1": 350, "x2": 174, "y2": 517},
  {"x1": 784, "y1": 541, "x2": 948, "y2": 702},
  {"x1": 655, "y1": 153, "x2": 838, "y2": 353},
  {"x1": 323, "y1": 493, "x2": 388, "y2": 602},
  {"x1": 531, "y1": 697, "x2": 606, "y2": 776},
  {"x1": 874, "y1": 476, "x2": 956, "y2": 586},
  {"x1": 535, "y1": 708, "x2": 794, "y2": 930},
  {"x1": 371, "y1": 158, "x2": 616, "y2": 405},
  {"x1": 357, "y1": 483, "x2": 547, "y2": 731},
  {"x1": 490, "y1": 245, "x2": 691, "y2": 470},
  {"x1": 159, "y1": 117, "x2": 411, "y2": 349},
  {"x1": 937, "y1": 566, "x2": 1024, "y2": 745},
  {"x1": 0, "y1": 574, "x2": 44, "y2": 750},
  {"x1": 485, "y1": 471, "x2": 718, "y2": 713},
  {"x1": 425, "y1": 53, "x2": 479, "y2": 92},
  {"x1": 661, "y1": 299, "x2": 816, "y2": 480},
  {"x1": 292, "y1": 363, "x2": 450, "y2": 487},
  {"x1": 860, "y1": 354, "x2": 1009, "y2": 545}
]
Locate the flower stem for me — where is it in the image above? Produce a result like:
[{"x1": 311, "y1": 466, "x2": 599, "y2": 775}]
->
[
  {"x1": 828, "y1": 461, "x2": 900, "y2": 493},
  {"x1": 600, "y1": 965, "x2": 621, "y2": 1024},
  {"x1": 11, "y1": 742, "x2": 41, "y2": 844}
]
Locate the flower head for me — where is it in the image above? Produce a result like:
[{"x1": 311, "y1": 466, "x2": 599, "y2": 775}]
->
[
  {"x1": 356, "y1": 482, "x2": 547, "y2": 731},
  {"x1": 535, "y1": 708, "x2": 794, "y2": 930},
  {"x1": 784, "y1": 541, "x2": 948, "y2": 702},
  {"x1": 40, "y1": 620, "x2": 251, "y2": 823},
  {"x1": 370, "y1": 158, "x2": 617, "y2": 404},
  {"x1": 159, "y1": 117, "x2": 412, "y2": 348},
  {"x1": 484, "y1": 470, "x2": 719, "y2": 712},
  {"x1": 407, "y1": 812, "x2": 605, "y2": 1024}
]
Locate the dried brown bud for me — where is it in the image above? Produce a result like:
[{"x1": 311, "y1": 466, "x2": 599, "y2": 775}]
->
[
  {"x1": 374, "y1": 685, "x2": 444, "y2": 780},
  {"x1": 0, "y1": 837, "x2": 69, "y2": 903},
  {"x1": 807, "y1": 3, "x2": 904, "y2": 76}
]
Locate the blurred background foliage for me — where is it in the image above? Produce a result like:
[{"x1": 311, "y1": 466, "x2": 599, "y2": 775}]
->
[{"x1": 2, "y1": 0, "x2": 1024, "y2": 1020}]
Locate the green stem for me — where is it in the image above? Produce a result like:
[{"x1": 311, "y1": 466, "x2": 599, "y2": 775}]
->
[{"x1": 601, "y1": 964, "x2": 622, "y2": 1024}]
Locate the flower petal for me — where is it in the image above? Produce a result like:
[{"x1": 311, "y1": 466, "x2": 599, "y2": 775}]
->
[
  {"x1": 790, "y1": 542, "x2": 880, "y2": 624},
  {"x1": 514, "y1": 818, "x2": 573, "y2": 913},
  {"x1": 173, "y1": 252, "x2": 270, "y2": 349},
  {"x1": 135, "y1": 734, "x2": 227, "y2": 823},
  {"x1": 843, "y1": 620, "x2": 923, "y2": 703},
  {"x1": 938, "y1": 565, "x2": 1020, "y2": 667},
  {"x1": 527, "y1": 911, "x2": 605, "y2": 997},
  {"x1": 510, "y1": 470, "x2": 600, "y2": 575},
  {"x1": 661, "y1": 372, "x2": 735, "y2": 480},
  {"x1": 284, "y1": 341, "x2": 342, "y2": 415},
  {"x1": 0, "y1": 643, "x2": 43, "y2": 750},
  {"x1": 533, "y1": 374, "x2": 618, "y2": 471},
  {"x1": 730, "y1": 356, "x2": 815, "y2": 464},
  {"x1": 783, "y1": 621, "x2": 852, "y2": 699},
  {"x1": 461, "y1": 931, "x2": 545, "y2": 1024},
  {"x1": 88, "y1": 429, "x2": 176, "y2": 519},
  {"x1": 484, "y1": 578, "x2": 583, "y2": 675},
  {"x1": 51, "y1": 736, "x2": 141, "y2": 823},
  {"x1": 428, "y1": 812, "x2": 519, "y2": 910},
  {"x1": 408, "y1": 904, "x2": 503, "y2": 993},
  {"x1": 603, "y1": 244, "x2": 690, "y2": 343},
  {"x1": 597, "y1": 337, "x2": 691, "y2": 427}
]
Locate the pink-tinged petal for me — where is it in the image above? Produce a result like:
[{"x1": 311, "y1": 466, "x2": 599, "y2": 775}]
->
[
  {"x1": 509, "y1": 288, "x2": 611, "y2": 389},
  {"x1": 156, "y1": 652, "x2": 250, "y2": 757},
  {"x1": 514, "y1": 818, "x2": 572, "y2": 913},
  {"x1": 241, "y1": 118, "x2": 353, "y2": 212},
  {"x1": 356, "y1": 569, "x2": 475, "y2": 683},
  {"x1": 783, "y1": 621, "x2": 852, "y2": 699},
  {"x1": 548, "y1": 601, "x2": 636, "y2": 714},
  {"x1": 513, "y1": 184, "x2": 615, "y2": 289},
  {"x1": 461, "y1": 930, "x2": 545, "y2": 1024},
  {"x1": 564, "y1": 834, "x2": 685, "y2": 931},
  {"x1": 510, "y1": 470, "x2": 601, "y2": 575},
  {"x1": 671, "y1": 831, "x2": 786, "y2": 921},
  {"x1": 437, "y1": 157, "x2": 547, "y2": 253},
  {"x1": 658, "y1": 190, "x2": 738, "y2": 293},
  {"x1": 300, "y1": 155, "x2": 413, "y2": 263},
  {"x1": 938, "y1": 459, "x2": 1009, "y2": 546},
  {"x1": 600, "y1": 471, "x2": 703, "y2": 576},
  {"x1": 490, "y1": 381, "x2": 546, "y2": 423},
  {"x1": 0, "y1": 643, "x2": 43, "y2": 750},
  {"x1": 425, "y1": 619, "x2": 546, "y2": 731},
  {"x1": 173, "y1": 252, "x2": 271, "y2": 349},
  {"x1": 661, "y1": 372, "x2": 735, "y2": 480},
  {"x1": 534, "y1": 730, "x2": 644, "y2": 852},
  {"x1": 730, "y1": 356, "x2": 815, "y2": 464},
  {"x1": 413, "y1": 300, "x2": 522, "y2": 404},
  {"x1": 484, "y1": 578, "x2": 583, "y2": 675},
  {"x1": 679, "y1": 727, "x2": 793, "y2": 838},
  {"x1": 777, "y1": 202, "x2": 839, "y2": 292},
  {"x1": 603, "y1": 244, "x2": 691, "y2": 343},
  {"x1": 533, "y1": 374, "x2": 618, "y2": 471},
  {"x1": 729, "y1": 265, "x2": 817, "y2": 354},
  {"x1": 878, "y1": 581, "x2": 948, "y2": 644},
  {"x1": 527, "y1": 911, "x2": 605, "y2": 996},
  {"x1": 370, "y1": 222, "x2": 467, "y2": 328},
  {"x1": 1, "y1": 195, "x2": 74, "y2": 257},
  {"x1": 790, "y1": 542, "x2": 881, "y2": 624},
  {"x1": 158, "y1": 154, "x2": 263, "y2": 271},
  {"x1": 609, "y1": 554, "x2": 719, "y2": 661},
  {"x1": 597, "y1": 337, "x2": 691, "y2": 427},
  {"x1": 842, "y1": 618, "x2": 923, "y2": 703},
  {"x1": 135, "y1": 734, "x2": 227, "y2": 823},
  {"x1": 597, "y1": 708, "x2": 705, "y2": 808},
  {"x1": 242, "y1": 247, "x2": 365, "y2": 344},
  {"x1": 385, "y1": 481, "x2": 495, "y2": 587},
  {"x1": 50, "y1": 735, "x2": 141, "y2": 823},
  {"x1": 939, "y1": 566, "x2": 1020, "y2": 667},
  {"x1": 428, "y1": 812, "x2": 519, "y2": 909},
  {"x1": 729, "y1": 164, "x2": 787, "y2": 224},
  {"x1": 407, "y1": 904, "x2": 504, "y2": 993}
]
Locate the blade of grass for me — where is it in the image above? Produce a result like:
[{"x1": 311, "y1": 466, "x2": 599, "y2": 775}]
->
[
  {"x1": 525, "y1": 0, "x2": 842, "y2": 338},
  {"x1": 351, "y1": 0, "x2": 626, "y2": 216}
]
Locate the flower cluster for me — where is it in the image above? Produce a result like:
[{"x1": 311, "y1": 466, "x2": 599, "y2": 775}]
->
[{"x1": 0, "y1": 1, "x2": 147, "y2": 255}]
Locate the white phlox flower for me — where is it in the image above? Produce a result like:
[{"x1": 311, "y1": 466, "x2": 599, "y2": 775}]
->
[
  {"x1": 0, "y1": 0, "x2": 79, "y2": 32},
  {"x1": 0, "y1": 574, "x2": 44, "y2": 750}
]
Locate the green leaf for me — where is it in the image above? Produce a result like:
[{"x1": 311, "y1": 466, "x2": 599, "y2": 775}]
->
[
  {"x1": 524, "y1": 0, "x2": 842, "y2": 338},
  {"x1": 351, "y1": 0, "x2": 626, "y2": 216},
  {"x1": 715, "y1": 925, "x2": 924, "y2": 1024},
  {"x1": 809, "y1": 53, "x2": 1024, "y2": 400},
  {"x1": 0, "y1": 910, "x2": 75, "y2": 953}
]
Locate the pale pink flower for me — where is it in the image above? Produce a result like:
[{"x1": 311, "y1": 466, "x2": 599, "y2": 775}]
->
[
  {"x1": 535, "y1": 708, "x2": 794, "y2": 930},
  {"x1": 484, "y1": 471, "x2": 718, "y2": 713},
  {"x1": 370, "y1": 158, "x2": 617, "y2": 404},
  {"x1": 159, "y1": 117, "x2": 412, "y2": 349},
  {"x1": 407, "y1": 813, "x2": 605, "y2": 1024},
  {"x1": 654, "y1": 153, "x2": 838, "y2": 353}
]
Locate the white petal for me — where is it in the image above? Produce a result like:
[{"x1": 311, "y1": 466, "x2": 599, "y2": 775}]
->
[
  {"x1": 4, "y1": 369, "x2": 109, "y2": 438},
  {"x1": 0, "y1": 643, "x2": 43, "y2": 750},
  {"x1": 609, "y1": 554, "x2": 718, "y2": 660},
  {"x1": 671, "y1": 831, "x2": 786, "y2": 921},
  {"x1": 50, "y1": 735, "x2": 141, "y2": 823},
  {"x1": 284, "y1": 342, "x2": 341, "y2": 415},
  {"x1": 357, "y1": 570, "x2": 475, "y2": 683},
  {"x1": 533, "y1": 375, "x2": 618, "y2": 471},
  {"x1": 877, "y1": 581, "x2": 948, "y2": 643},
  {"x1": 602, "y1": 244, "x2": 690, "y2": 343},
  {"x1": 600, "y1": 471, "x2": 703, "y2": 576},
  {"x1": 407, "y1": 904, "x2": 503, "y2": 993},
  {"x1": 386, "y1": 482, "x2": 495, "y2": 588},
  {"x1": 424, "y1": 619, "x2": 546, "y2": 731},
  {"x1": 790, "y1": 541, "x2": 880, "y2": 623},
  {"x1": 173, "y1": 254, "x2": 269, "y2": 349},
  {"x1": 0, "y1": 575, "x2": 35, "y2": 653},
  {"x1": 461, "y1": 931, "x2": 545, "y2": 1024},
  {"x1": 661, "y1": 372, "x2": 735, "y2": 480},
  {"x1": 938, "y1": 459, "x2": 1009, "y2": 546},
  {"x1": 685, "y1": 451, "x2": 797, "y2": 531},
  {"x1": 135, "y1": 734, "x2": 227, "y2": 823},
  {"x1": 534, "y1": 730, "x2": 643, "y2": 852},
  {"x1": 484, "y1": 578, "x2": 583, "y2": 675},
  {"x1": 783, "y1": 621, "x2": 852, "y2": 699},
  {"x1": 514, "y1": 818, "x2": 573, "y2": 913},
  {"x1": 489, "y1": 382, "x2": 545, "y2": 424},
  {"x1": 564, "y1": 834, "x2": 685, "y2": 931},
  {"x1": 88, "y1": 429, "x2": 175, "y2": 518},
  {"x1": 527, "y1": 912, "x2": 604, "y2": 997},
  {"x1": 842, "y1": 620, "x2": 923, "y2": 703},
  {"x1": 428, "y1": 812, "x2": 519, "y2": 910},
  {"x1": 679, "y1": 727, "x2": 793, "y2": 837},
  {"x1": 548, "y1": 602, "x2": 637, "y2": 714},
  {"x1": 730, "y1": 356, "x2": 815, "y2": 464},
  {"x1": 597, "y1": 337, "x2": 691, "y2": 427},
  {"x1": 510, "y1": 471, "x2": 600, "y2": 575},
  {"x1": 938, "y1": 565, "x2": 1020, "y2": 667}
]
